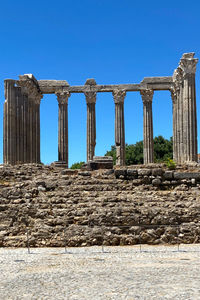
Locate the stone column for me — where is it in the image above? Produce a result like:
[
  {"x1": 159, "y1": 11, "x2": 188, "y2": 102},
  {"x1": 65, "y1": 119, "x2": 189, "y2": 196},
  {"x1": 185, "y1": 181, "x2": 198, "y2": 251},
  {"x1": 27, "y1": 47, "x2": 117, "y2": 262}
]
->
[
  {"x1": 84, "y1": 92, "x2": 96, "y2": 162},
  {"x1": 17, "y1": 74, "x2": 43, "y2": 164},
  {"x1": 170, "y1": 86, "x2": 178, "y2": 162},
  {"x1": 35, "y1": 95, "x2": 43, "y2": 163},
  {"x1": 15, "y1": 87, "x2": 23, "y2": 164},
  {"x1": 56, "y1": 91, "x2": 70, "y2": 166},
  {"x1": 179, "y1": 53, "x2": 198, "y2": 162},
  {"x1": 3, "y1": 80, "x2": 17, "y2": 165},
  {"x1": 140, "y1": 89, "x2": 154, "y2": 164},
  {"x1": 28, "y1": 94, "x2": 38, "y2": 163},
  {"x1": 22, "y1": 93, "x2": 29, "y2": 163},
  {"x1": 171, "y1": 68, "x2": 184, "y2": 164},
  {"x1": 112, "y1": 89, "x2": 126, "y2": 166},
  {"x1": 3, "y1": 93, "x2": 8, "y2": 164}
]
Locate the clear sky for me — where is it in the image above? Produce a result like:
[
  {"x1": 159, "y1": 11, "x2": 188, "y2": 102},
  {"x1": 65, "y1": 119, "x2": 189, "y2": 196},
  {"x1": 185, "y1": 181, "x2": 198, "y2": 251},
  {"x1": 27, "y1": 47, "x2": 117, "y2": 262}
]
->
[{"x1": 0, "y1": 0, "x2": 200, "y2": 166}]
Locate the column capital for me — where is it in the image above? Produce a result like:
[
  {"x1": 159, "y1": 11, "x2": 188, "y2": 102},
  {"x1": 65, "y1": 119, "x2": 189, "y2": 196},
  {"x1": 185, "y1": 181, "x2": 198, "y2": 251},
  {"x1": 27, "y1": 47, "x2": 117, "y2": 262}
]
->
[
  {"x1": 179, "y1": 53, "x2": 198, "y2": 75},
  {"x1": 56, "y1": 90, "x2": 70, "y2": 105},
  {"x1": 169, "y1": 86, "x2": 177, "y2": 105},
  {"x1": 84, "y1": 91, "x2": 96, "y2": 104},
  {"x1": 112, "y1": 89, "x2": 126, "y2": 104},
  {"x1": 140, "y1": 89, "x2": 154, "y2": 104},
  {"x1": 35, "y1": 94, "x2": 43, "y2": 105},
  {"x1": 173, "y1": 67, "x2": 183, "y2": 91},
  {"x1": 17, "y1": 77, "x2": 43, "y2": 102}
]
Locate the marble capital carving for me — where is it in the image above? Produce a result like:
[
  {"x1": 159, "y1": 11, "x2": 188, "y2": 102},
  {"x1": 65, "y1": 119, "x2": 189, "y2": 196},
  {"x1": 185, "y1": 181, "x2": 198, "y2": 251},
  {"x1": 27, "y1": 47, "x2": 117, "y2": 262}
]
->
[
  {"x1": 17, "y1": 78, "x2": 43, "y2": 101},
  {"x1": 56, "y1": 90, "x2": 70, "y2": 105},
  {"x1": 112, "y1": 89, "x2": 126, "y2": 104},
  {"x1": 179, "y1": 56, "x2": 198, "y2": 75},
  {"x1": 35, "y1": 94, "x2": 43, "y2": 105},
  {"x1": 140, "y1": 89, "x2": 154, "y2": 104},
  {"x1": 169, "y1": 86, "x2": 177, "y2": 105},
  {"x1": 84, "y1": 91, "x2": 96, "y2": 104}
]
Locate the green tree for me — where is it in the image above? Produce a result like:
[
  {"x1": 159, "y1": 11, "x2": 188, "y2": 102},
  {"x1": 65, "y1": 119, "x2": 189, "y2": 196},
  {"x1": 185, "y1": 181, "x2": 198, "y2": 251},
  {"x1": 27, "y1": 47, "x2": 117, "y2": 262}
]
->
[
  {"x1": 104, "y1": 145, "x2": 117, "y2": 164},
  {"x1": 154, "y1": 136, "x2": 173, "y2": 162},
  {"x1": 125, "y1": 141, "x2": 143, "y2": 165},
  {"x1": 70, "y1": 161, "x2": 85, "y2": 169},
  {"x1": 105, "y1": 136, "x2": 173, "y2": 165}
]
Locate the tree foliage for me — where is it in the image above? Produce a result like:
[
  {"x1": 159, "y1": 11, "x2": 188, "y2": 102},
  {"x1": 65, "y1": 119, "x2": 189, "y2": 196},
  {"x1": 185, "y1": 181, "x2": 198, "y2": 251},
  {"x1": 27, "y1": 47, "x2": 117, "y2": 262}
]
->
[
  {"x1": 70, "y1": 161, "x2": 85, "y2": 169},
  {"x1": 105, "y1": 136, "x2": 173, "y2": 165}
]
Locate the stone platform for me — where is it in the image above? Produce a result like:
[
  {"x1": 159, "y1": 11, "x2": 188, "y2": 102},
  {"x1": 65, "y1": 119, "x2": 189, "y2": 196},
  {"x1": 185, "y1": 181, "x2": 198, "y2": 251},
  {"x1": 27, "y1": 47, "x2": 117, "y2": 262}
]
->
[{"x1": 0, "y1": 164, "x2": 200, "y2": 247}]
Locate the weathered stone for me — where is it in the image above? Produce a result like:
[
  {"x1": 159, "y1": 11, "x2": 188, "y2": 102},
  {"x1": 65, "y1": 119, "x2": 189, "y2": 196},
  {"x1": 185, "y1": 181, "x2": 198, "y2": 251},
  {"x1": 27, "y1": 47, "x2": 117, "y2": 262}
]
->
[
  {"x1": 191, "y1": 178, "x2": 196, "y2": 185},
  {"x1": 114, "y1": 169, "x2": 127, "y2": 178},
  {"x1": 112, "y1": 90, "x2": 126, "y2": 166},
  {"x1": 138, "y1": 169, "x2": 151, "y2": 176},
  {"x1": 163, "y1": 171, "x2": 174, "y2": 180},
  {"x1": 0, "y1": 165, "x2": 200, "y2": 247},
  {"x1": 85, "y1": 156, "x2": 113, "y2": 170},
  {"x1": 152, "y1": 178, "x2": 162, "y2": 186},
  {"x1": 140, "y1": 89, "x2": 154, "y2": 164},
  {"x1": 52, "y1": 161, "x2": 68, "y2": 168},
  {"x1": 38, "y1": 186, "x2": 46, "y2": 192},
  {"x1": 78, "y1": 171, "x2": 91, "y2": 176},
  {"x1": 84, "y1": 90, "x2": 96, "y2": 162},
  {"x1": 60, "y1": 169, "x2": 78, "y2": 175},
  {"x1": 127, "y1": 169, "x2": 138, "y2": 178},
  {"x1": 56, "y1": 91, "x2": 70, "y2": 166},
  {"x1": 174, "y1": 172, "x2": 200, "y2": 180},
  {"x1": 152, "y1": 168, "x2": 163, "y2": 176}
]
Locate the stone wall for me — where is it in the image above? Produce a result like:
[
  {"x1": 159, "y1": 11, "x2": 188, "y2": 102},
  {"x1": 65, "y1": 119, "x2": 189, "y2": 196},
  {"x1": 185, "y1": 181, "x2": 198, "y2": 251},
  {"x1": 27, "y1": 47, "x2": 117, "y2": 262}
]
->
[{"x1": 0, "y1": 164, "x2": 200, "y2": 247}]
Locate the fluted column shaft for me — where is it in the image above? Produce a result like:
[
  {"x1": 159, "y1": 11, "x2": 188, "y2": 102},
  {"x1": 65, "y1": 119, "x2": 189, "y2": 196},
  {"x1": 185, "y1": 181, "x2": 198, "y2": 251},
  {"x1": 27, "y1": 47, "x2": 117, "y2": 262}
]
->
[
  {"x1": 171, "y1": 68, "x2": 183, "y2": 163},
  {"x1": 28, "y1": 96, "x2": 40, "y2": 163},
  {"x1": 17, "y1": 75, "x2": 43, "y2": 164},
  {"x1": 84, "y1": 92, "x2": 96, "y2": 162},
  {"x1": 3, "y1": 80, "x2": 17, "y2": 165},
  {"x1": 28, "y1": 98, "x2": 34, "y2": 163},
  {"x1": 179, "y1": 54, "x2": 198, "y2": 162},
  {"x1": 172, "y1": 96, "x2": 177, "y2": 162},
  {"x1": 22, "y1": 93, "x2": 29, "y2": 163},
  {"x1": 35, "y1": 96, "x2": 42, "y2": 163},
  {"x1": 56, "y1": 91, "x2": 70, "y2": 166},
  {"x1": 113, "y1": 90, "x2": 126, "y2": 166},
  {"x1": 170, "y1": 86, "x2": 178, "y2": 162},
  {"x1": 3, "y1": 98, "x2": 8, "y2": 164},
  {"x1": 140, "y1": 89, "x2": 154, "y2": 164}
]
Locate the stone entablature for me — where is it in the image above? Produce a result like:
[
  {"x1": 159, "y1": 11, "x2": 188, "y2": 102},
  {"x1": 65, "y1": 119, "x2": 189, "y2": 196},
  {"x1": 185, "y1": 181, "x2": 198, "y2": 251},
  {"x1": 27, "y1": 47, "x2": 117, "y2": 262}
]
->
[
  {"x1": 3, "y1": 53, "x2": 198, "y2": 166},
  {"x1": 38, "y1": 77, "x2": 173, "y2": 94}
]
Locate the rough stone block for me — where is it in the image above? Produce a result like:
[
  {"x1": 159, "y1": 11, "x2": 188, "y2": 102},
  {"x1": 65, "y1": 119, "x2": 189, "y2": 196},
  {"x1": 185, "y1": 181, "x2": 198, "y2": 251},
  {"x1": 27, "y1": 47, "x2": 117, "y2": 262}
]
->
[
  {"x1": 78, "y1": 171, "x2": 91, "y2": 176},
  {"x1": 138, "y1": 169, "x2": 151, "y2": 176},
  {"x1": 152, "y1": 168, "x2": 164, "y2": 176},
  {"x1": 152, "y1": 178, "x2": 162, "y2": 186},
  {"x1": 163, "y1": 171, "x2": 174, "y2": 180},
  {"x1": 88, "y1": 161, "x2": 113, "y2": 170},
  {"x1": 85, "y1": 156, "x2": 113, "y2": 170},
  {"x1": 93, "y1": 156, "x2": 113, "y2": 161},
  {"x1": 127, "y1": 169, "x2": 138, "y2": 178},
  {"x1": 174, "y1": 172, "x2": 200, "y2": 180},
  {"x1": 115, "y1": 169, "x2": 127, "y2": 178},
  {"x1": 52, "y1": 161, "x2": 68, "y2": 168},
  {"x1": 103, "y1": 169, "x2": 114, "y2": 175},
  {"x1": 61, "y1": 169, "x2": 78, "y2": 175}
]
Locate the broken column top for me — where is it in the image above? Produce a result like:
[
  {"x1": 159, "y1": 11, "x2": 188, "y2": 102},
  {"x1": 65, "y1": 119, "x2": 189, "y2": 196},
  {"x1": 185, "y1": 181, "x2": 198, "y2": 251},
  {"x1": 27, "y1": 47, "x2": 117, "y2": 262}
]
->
[
  {"x1": 181, "y1": 52, "x2": 195, "y2": 59},
  {"x1": 85, "y1": 78, "x2": 97, "y2": 85}
]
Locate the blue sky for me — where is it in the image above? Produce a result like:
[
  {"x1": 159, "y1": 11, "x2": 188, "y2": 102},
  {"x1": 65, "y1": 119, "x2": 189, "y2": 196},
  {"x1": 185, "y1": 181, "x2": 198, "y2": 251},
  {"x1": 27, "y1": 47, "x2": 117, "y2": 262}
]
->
[{"x1": 0, "y1": 0, "x2": 200, "y2": 166}]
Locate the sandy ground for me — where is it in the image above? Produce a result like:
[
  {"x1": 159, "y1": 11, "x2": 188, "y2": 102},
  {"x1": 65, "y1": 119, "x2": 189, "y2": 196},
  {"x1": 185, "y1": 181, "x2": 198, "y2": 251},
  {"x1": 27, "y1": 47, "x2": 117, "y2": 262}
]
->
[{"x1": 0, "y1": 244, "x2": 200, "y2": 300}]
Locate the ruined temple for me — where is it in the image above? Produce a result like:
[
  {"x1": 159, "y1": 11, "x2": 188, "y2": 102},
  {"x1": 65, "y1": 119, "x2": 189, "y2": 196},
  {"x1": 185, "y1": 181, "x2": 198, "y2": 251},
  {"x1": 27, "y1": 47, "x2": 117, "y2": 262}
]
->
[{"x1": 3, "y1": 53, "x2": 198, "y2": 166}]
